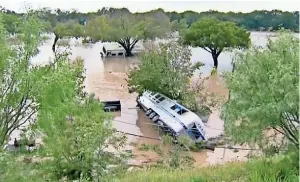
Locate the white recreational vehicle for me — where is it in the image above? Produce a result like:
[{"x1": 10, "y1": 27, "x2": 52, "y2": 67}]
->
[
  {"x1": 137, "y1": 90, "x2": 206, "y2": 143},
  {"x1": 101, "y1": 43, "x2": 143, "y2": 57}
]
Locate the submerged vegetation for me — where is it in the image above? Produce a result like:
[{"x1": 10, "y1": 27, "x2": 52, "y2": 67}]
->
[
  {"x1": 182, "y1": 18, "x2": 251, "y2": 69},
  {"x1": 0, "y1": 5, "x2": 299, "y2": 182},
  {"x1": 223, "y1": 31, "x2": 299, "y2": 150}
]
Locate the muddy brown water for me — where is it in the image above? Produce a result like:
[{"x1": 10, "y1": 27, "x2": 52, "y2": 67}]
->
[{"x1": 14, "y1": 32, "x2": 283, "y2": 166}]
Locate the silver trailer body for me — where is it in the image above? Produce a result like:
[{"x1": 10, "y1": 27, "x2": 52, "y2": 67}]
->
[
  {"x1": 102, "y1": 43, "x2": 143, "y2": 57},
  {"x1": 137, "y1": 90, "x2": 206, "y2": 142}
]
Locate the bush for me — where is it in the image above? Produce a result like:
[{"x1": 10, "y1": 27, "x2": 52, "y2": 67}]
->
[{"x1": 108, "y1": 153, "x2": 299, "y2": 182}]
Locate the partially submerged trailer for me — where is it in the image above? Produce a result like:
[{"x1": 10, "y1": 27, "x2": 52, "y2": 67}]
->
[
  {"x1": 102, "y1": 100, "x2": 121, "y2": 112},
  {"x1": 101, "y1": 43, "x2": 143, "y2": 57},
  {"x1": 137, "y1": 90, "x2": 206, "y2": 143}
]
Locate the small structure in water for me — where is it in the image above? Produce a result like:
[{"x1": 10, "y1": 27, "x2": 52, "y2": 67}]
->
[
  {"x1": 101, "y1": 43, "x2": 143, "y2": 57},
  {"x1": 101, "y1": 100, "x2": 121, "y2": 112}
]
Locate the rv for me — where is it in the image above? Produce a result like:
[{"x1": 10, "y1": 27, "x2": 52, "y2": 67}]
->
[
  {"x1": 101, "y1": 43, "x2": 143, "y2": 57},
  {"x1": 137, "y1": 90, "x2": 206, "y2": 143}
]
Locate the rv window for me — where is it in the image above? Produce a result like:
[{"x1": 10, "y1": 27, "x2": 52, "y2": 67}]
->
[
  {"x1": 191, "y1": 124, "x2": 202, "y2": 139},
  {"x1": 171, "y1": 105, "x2": 176, "y2": 110},
  {"x1": 158, "y1": 97, "x2": 165, "y2": 101},
  {"x1": 155, "y1": 94, "x2": 161, "y2": 99},
  {"x1": 177, "y1": 109, "x2": 187, "y2": 115}
]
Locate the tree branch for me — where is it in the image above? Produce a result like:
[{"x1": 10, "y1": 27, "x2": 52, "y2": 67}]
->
[
  {"x1": 1, "y1": 78, "x2": 16, "y2": 101},
  {"x1": 7, "y1": 108, "x2": 37, "y2": 137},
  {"x1": 272, "y1": 126, "x2": 285, "y2": 136},
  {"x1": 216, "y1": 49, "x2": 223, "y2": 57},
  {"x1": 202, "y1": 47, "x2": 212, "y2": 53},
  {"x1": 280, "y1": 113, "x2": 299, "y2": 148},
  {"x1": 129, "y1": 39, "x2": 139, "y2": 50}
]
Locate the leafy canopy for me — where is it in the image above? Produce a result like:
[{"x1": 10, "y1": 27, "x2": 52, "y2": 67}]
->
[
  {"x1": 0, "y1": 13, "x2": 127, "y2": 181},
  {"x1": 85, "y1": 13, "x2": 171, "y2": 42},
  {"x1": 223, "y1": 31, "x2": 299, "y2": 148},
  {"x1": 182, "y1": 18, "x2": 250, "y2": 69},
  {"x1": 183, "y1": 18, "x2": 250, "y2": 50},
  {"x1": 54, "y1": 20, "x2": 84, "y2": 38},
  {"x1": 127, "y1": 41, "x2": 202, "y2": 100}
]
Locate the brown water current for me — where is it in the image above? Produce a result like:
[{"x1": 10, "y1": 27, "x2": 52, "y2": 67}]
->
[{"x1": 84, "y1": 52, "x2": 215, "y2": 166}]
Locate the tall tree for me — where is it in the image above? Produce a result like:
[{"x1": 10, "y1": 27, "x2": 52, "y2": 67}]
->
[
  {"x1": 0, "y1": 13, "x2": 127, "y2": 181},
  {"x1": 85, "y1": 13, "x2": 171, "y2": 56},
  {"x1": 223, "y1": 31, "x2": 299, "y2": 149},
  {"x1": 52, "y1": 20, "x2": 84, "y2": 52},
  {"x1": 127, "y1": 41, "x2": 201, "y2": 100},
  {"x1": 0, "y1": 14, "x2": 86, "y2": 146},
  {"x1": 1, "y1": 13, "x2": 21, "y2": 34},
  {"x1": 182, "y1": 18, "x2": 250, "y2": 70}
]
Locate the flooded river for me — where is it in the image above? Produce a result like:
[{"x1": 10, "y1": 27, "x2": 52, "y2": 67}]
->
[{"x1": 27, "y1": 32, "x2": 278, "y2": 166}]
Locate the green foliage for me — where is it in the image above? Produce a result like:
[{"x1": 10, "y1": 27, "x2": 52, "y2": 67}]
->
[
  {"x1": 0, "y1": 13, "x2": 21, "y2": 34},
  {"x1": 0, "y1": 14, "x2": 50, "y2": 145},
  {"x1": 139, "y1": 143, "x2": 162, "y2": 154},
  {"x1": 85, "y1": 13, "x2": 171, "y2": 56},
  {"x1": 109, "y1": 153, "x2": 299, "y2": 182},
  {"x1": 127, "y1": 41, "x2": 201, "y2": 100},
  {"x1": 154, "y1": 135, "x2": 195, "y2": 169},
  {"x1": 183, "y1": 18, "x2": 251, "y2": 68},
  {"x1": 167, "y1": 10, "x2": 299, "y2": 32},
  {"x1": 1, "y1": 7, "x2": 299, "y2": 34},
  {"x1": 223, "y1": 31, "x2": 299, "y2": 149},
  {"x1": 54, "y1": 20, "x2": 84, "y2": 38},
  {"x1": 0, "y1": 13, "x2": 126, "y2": 181},
  {"x1": 171, "y1": 19, "x2": 187, "y2": 33}
]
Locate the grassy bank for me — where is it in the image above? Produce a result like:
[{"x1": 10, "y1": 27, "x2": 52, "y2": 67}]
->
[{"x1": 108, "y1": 154, "x2": 299, "y2": 182}]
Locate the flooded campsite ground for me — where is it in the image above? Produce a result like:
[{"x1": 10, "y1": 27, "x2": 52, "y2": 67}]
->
[
  {"x1": 81, "y1": 41, "x2": 249, "y2": 166},
  {"x1": 10, "y1": 32, "x2": 277, "y2": 166}
]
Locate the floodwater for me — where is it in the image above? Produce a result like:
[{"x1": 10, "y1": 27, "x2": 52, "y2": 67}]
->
[{"x1": 11, "y1": 32, "x2": 284, "y2": 166}]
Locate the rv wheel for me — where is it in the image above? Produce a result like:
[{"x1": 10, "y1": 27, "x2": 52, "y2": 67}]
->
[
  {"x1": 152, "y1": 115, "x2": 159, "y2": 122},
  {"x1": 145, "y1": 109, "x2": 152, "y2": 116},
  {"x1": 148, "y1": 112, "x2": 156, "y2": 119}
]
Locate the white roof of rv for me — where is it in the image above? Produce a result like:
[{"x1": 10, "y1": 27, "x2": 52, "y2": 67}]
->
[
  {"x1": 103, "y1": 43, "x2": 143, "y2": 51},
  {"x1": 144, "y1": 90, "x2": 206, "y2": 134},
  {"x1": 139, "y1": 92, "x2": 183, "y2": 133}
]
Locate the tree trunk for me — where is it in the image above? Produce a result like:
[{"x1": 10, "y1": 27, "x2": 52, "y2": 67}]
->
[
  {"x1": 228, "y1": 62, "x2": 236, "y2": 100},
  {"x1": 124, "y1": 45, "x2": 134, "y2": 57},
  {"x1": 202, "y1": 47, "x2": 222, "y2": 69},
  {"x1": 52, "y1": 34, "x2": 60, "y2": 52},
  {"x1": 212, "y1": 54, "x2": 219, "y2": 68},
  {"x1": 117, "y1": 38, "x2": 139, "y2": 57}
]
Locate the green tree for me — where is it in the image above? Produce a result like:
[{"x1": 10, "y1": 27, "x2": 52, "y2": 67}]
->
[
  {"x1": 182, "y1": 18, "x2": 250, "y2": 69},
  {"x1": 127, "y1": 41, "x2": 201, "y2": 100},
  {"x1": 85, "y1": 14, "x2": 171, "y2": 56},
  {"x1": 170, "y1": 19, "x2": 187, "y2": 34},
  {"x1": 223, "y1": 31, "x2": 299, "y2": 149},
  {"x1": 1, "y1": 13, "x2": 21, "y2": 34},
  {"x1": 52, "y1": 20, "x2": 84, "y2": 52},
  {"x1": 0, "y1": 14, "x2": 53, "y2": 145},
  {"x1": 0, "y1": 14, "x2": 127, "y2": 181}
]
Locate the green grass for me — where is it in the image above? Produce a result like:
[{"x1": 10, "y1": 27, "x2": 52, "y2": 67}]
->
[
  {"x1": 107, "y1": 154, "x2": 299, "y2": 182},
  {"x1": 139, "y1": 144, "x2": 162, "y2": 154}
]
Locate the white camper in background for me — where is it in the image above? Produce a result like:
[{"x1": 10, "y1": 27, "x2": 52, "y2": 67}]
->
[
  {"x1": 137, "y1": 90, "x2": 206, "y2": 143},
  {"x1": 101, "y1": 43, "x2": 143, "y2": 57}
]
